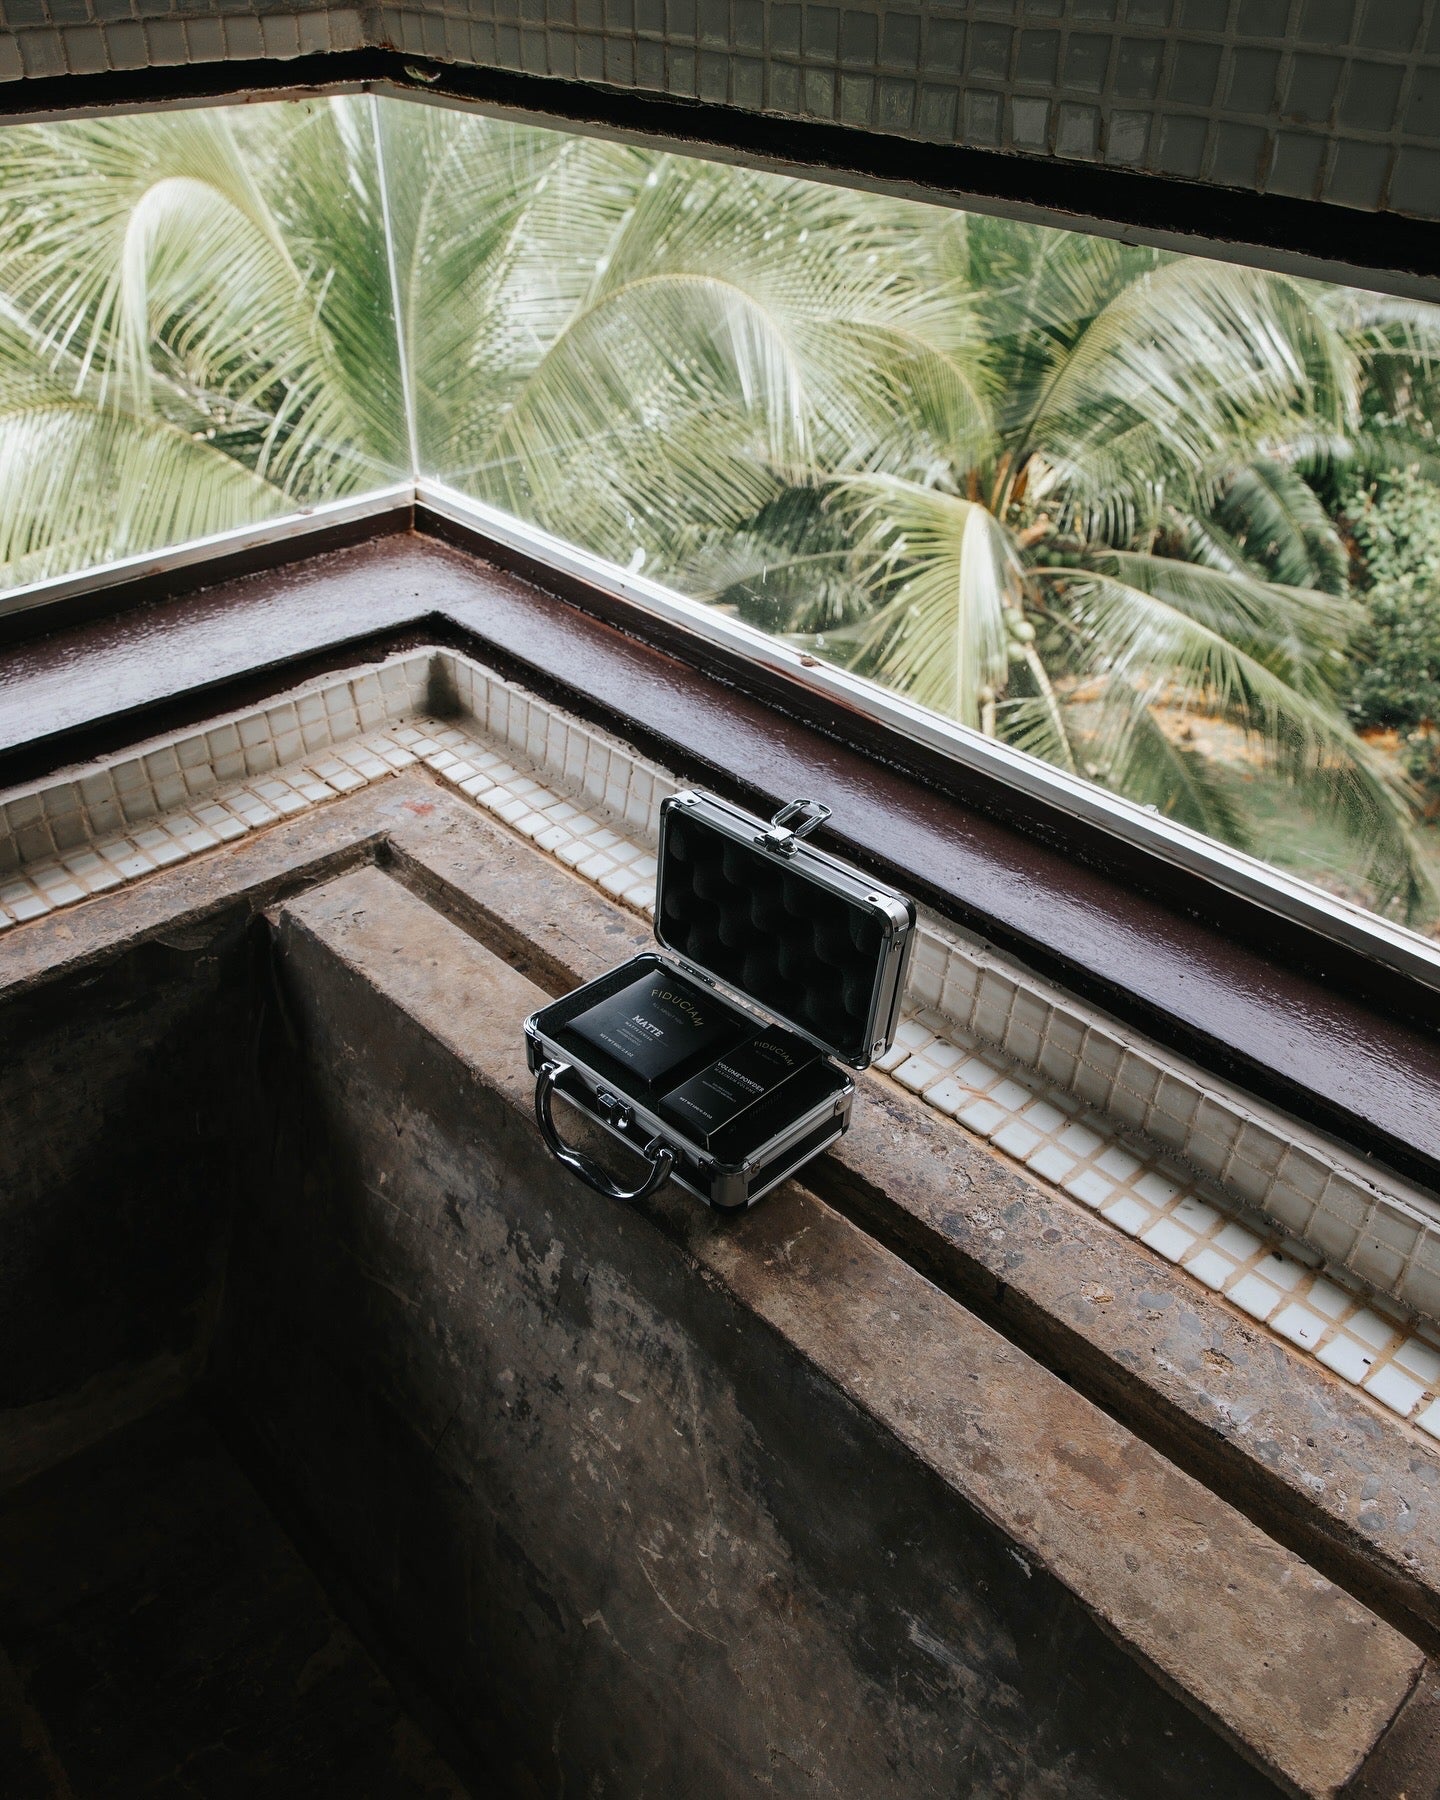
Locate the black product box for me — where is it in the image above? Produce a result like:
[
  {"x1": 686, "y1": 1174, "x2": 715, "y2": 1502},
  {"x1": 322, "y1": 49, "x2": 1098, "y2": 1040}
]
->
[
  {"x1": 566, "y1": 967, "x2": 745, "y2": 1087},
  {"x1": 525, "y1": 790, "x2": 916, "y2": 1211},
  {"x1": 658, "y1": 1025, "x2": 820, "y2": 1147}
]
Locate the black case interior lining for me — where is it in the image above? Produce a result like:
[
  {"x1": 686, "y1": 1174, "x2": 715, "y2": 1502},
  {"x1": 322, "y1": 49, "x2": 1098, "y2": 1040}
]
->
[
  {"x1": 544, "y1": 953, "x2": 847, "y2": 1164},
  {"x1": 657, "y1": 811, "x2": 885, "y2": 1065}
]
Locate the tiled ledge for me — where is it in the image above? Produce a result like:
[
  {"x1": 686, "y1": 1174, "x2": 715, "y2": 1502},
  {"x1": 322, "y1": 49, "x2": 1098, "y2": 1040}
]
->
[{"x1": 4, "y1": 645, "x2": 1440, "y2": 1445}]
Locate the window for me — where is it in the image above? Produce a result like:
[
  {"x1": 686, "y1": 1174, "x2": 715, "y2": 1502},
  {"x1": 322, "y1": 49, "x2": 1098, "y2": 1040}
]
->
[{"x1": 3, "y1": 95, "x2": 1439, "y2": 951}]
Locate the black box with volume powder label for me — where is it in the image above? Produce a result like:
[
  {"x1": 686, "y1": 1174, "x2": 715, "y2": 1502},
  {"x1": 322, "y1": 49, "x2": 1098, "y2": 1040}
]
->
[
  {"x1": 659, "y1": 1025, "x2": 819, "y2": 1145},
  {"x1": 565, "y1": 967, "x2": 740, "y2": 1087}
]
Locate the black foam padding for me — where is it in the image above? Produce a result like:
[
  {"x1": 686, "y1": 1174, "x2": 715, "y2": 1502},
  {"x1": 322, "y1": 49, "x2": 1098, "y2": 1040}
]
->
[{"x1": 658, "y1": 813, "x2": 885, "y2": 1063}]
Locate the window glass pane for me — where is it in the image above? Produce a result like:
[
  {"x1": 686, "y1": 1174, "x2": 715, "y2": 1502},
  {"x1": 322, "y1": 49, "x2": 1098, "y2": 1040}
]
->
[
  {"x1": 0, "y1": 97, "x2": 407, "y2": 588},
  {"x1": 392, "y1": 102, "x2": 1440, "y2": 939},
  {"x1": 3, "y1": 94, "x2": 1438, "y2": 945}
]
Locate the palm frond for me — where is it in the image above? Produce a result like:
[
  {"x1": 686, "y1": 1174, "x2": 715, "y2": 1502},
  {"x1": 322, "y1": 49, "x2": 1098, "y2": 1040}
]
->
[
  {"x1": 824, "y1": 474, "x2": 1025, "y2": 727},
  {"x1": 1047, "y1": 556, "x2": 1431, "y2": 915},
  {"x1": 0, "y1": 100, "x2": 404, "y2": 585},
  {"x1": 1023, "y1": 259, "x2": 1359, "y2": 531},
  {"x1": 668, "y1": 487, "x2": 873, "y2": 634},
  {"x1": 416, "y1": 134, "x2": 994, "y2": 549},
  {"x1": 1083, "y1": 548, "x2": 1358, "y2": 696},
  {"x1": 0, "y1": 403, "x2": 287, "y2": 584},
  {"x1": 1212, "y1": 456, "x2": 1348, "y2": 593},
  {"x1": 995, "y1": 644, "x2": 1080, "y2": 775},
  {"x1": 1060, "y1": 674, "x2": 1253, "y2": 846}
]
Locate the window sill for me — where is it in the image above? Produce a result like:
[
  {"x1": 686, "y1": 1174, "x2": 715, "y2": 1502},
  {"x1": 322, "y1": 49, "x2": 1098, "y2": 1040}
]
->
[{"x1": 1, "y1": 512, "x2": 1436, "y2": 1206}]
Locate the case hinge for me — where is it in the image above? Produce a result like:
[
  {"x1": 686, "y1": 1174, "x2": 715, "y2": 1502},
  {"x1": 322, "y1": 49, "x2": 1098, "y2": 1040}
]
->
[{"x1": 761, "y1": 798, "x2": 832, "y2": 856}]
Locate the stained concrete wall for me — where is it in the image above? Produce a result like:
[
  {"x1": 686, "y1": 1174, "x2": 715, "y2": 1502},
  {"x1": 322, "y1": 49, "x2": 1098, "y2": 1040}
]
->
[
  {"x1": 208, "y1": 860, "x2": 1424, "y2": 1800},
  {"x1": 0, "y1": 911, "x2": 252, "y2": 1488},
  {"x1": 0, "y1": 787, "x2": 1433, "y2": 1798}
]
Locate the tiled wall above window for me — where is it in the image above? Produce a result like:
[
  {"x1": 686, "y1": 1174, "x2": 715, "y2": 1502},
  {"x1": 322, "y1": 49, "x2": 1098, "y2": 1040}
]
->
[{"x1": 0, "y1": 0, "x2": 1436, "y2": 220}]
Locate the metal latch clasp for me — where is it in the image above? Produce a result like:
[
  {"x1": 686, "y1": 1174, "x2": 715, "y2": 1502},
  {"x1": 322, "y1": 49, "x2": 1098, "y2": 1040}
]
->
[
  {"x1": 595, "y1": 1090, "x2": 633, "y2": 1132},
  {"x1": 762, "y1": 798, "x2": 832, "y2": 856}
]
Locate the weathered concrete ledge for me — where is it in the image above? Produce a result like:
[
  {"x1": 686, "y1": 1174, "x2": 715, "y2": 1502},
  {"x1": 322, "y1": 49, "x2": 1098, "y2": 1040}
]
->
[
  {"x1": 382, "y1": 789, "x2": 1440, "y2": 1656},
  {"x1": 249, "y1": 863, "x2": 1425, "y2": 1798},
  {"x1": 5, "y1": 770, "x2": 1440, "y2": 1666}
]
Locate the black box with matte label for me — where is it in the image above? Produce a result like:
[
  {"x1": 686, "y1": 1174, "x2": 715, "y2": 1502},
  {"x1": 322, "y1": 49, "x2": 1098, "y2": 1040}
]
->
[
  {"x1": 659, "y1": 1026, "x2": 819, "y2": 1146},
  {"x1": 566, "y1": 967, "x2": 742, "y2": 1088}
]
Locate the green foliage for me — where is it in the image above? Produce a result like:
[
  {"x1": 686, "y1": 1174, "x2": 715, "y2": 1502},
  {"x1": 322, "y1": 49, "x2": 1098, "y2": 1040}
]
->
[
  {"x1": 705, "y1": 218, "x2": 1431, "y2": 917},
  {"x1": 1210, "y1": 458, "x2": 1348, "y2": 595},
  {"x1": 0, "y1": 101, "x2": 406, "y2": 584},
  {"x1": 0, "y1": 98, "x2": 1434, "y2": 920},
  {"x1": 1343, "y1": 468, "x2": 1440, "y2": 814},
  {"x1": 379, "y1": 104, "x2": 989, "y2": 558}
]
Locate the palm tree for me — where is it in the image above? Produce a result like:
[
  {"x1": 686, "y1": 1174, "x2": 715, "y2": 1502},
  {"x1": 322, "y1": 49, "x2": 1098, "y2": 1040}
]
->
[
  {"x1": 0, "y1": 100, "x2": 405, "y2": 585},
  {"x1": 0, "y1": 98, "x2": 1430, "y2": 918},
  {"x1": 677, "y1": 215, "x2": 1434, "y2": 919},
  {"x1": 378, "y1": 102, "x2": 990, "y2": 560}
]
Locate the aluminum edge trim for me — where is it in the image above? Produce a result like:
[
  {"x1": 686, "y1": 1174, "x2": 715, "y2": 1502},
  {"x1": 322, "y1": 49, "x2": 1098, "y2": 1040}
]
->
[
  {"x1": 656, "y1": 792, "x2": 905, "y2": 1067},
  {"x1": 0, "y1": 483, "x2": 415, "y2": 620}
]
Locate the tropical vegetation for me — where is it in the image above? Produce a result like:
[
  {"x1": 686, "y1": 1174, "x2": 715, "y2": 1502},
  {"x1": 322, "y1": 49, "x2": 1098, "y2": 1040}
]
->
[
  {"x1": 0, "y1": 96, "x2": 1437, "y2": 925},
  {"x1": 1341, "y1": 468, "x2": 1440, "y2": 819}
]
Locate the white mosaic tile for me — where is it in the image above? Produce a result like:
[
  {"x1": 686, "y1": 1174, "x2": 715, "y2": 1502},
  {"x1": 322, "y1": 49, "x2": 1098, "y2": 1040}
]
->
[
  {"x1": 799, "y1": 995, "x2": 1440, "y2": 1447},
  {"x1": 5, "y1": 644, "x2": 1440, "y2": 1445}
]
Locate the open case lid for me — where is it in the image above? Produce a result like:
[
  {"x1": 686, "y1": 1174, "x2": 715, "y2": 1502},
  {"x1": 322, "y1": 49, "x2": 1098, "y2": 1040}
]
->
[{"x1": 654, "y1": 791, "x2": 916, "y2": 1069}]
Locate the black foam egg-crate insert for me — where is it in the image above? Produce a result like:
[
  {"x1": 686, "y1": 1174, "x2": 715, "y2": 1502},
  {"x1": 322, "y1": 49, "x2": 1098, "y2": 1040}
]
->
[{"x1": 658, "y1": 810, "x2": 886, "y2": 1065}]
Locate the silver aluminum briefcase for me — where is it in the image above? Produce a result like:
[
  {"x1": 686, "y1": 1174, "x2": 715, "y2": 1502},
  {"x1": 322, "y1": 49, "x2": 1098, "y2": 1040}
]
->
[{"x1": 524, "y1": 790, "x2": 916, "y2": 1210}]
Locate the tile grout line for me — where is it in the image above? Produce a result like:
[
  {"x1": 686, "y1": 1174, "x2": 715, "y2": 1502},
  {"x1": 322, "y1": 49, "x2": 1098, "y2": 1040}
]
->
[{"x1": 0, "y1": 10, "x2": 1435, "y2": 222}]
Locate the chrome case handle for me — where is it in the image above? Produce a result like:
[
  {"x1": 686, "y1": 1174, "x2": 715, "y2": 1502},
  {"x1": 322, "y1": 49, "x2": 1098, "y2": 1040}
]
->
[
  {"x1": 534, "y1": 1060, "x2": 676, "y2": 1202},
  {"x1": 762, "y1": 797, "x2": 832, "y2": 855}
]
